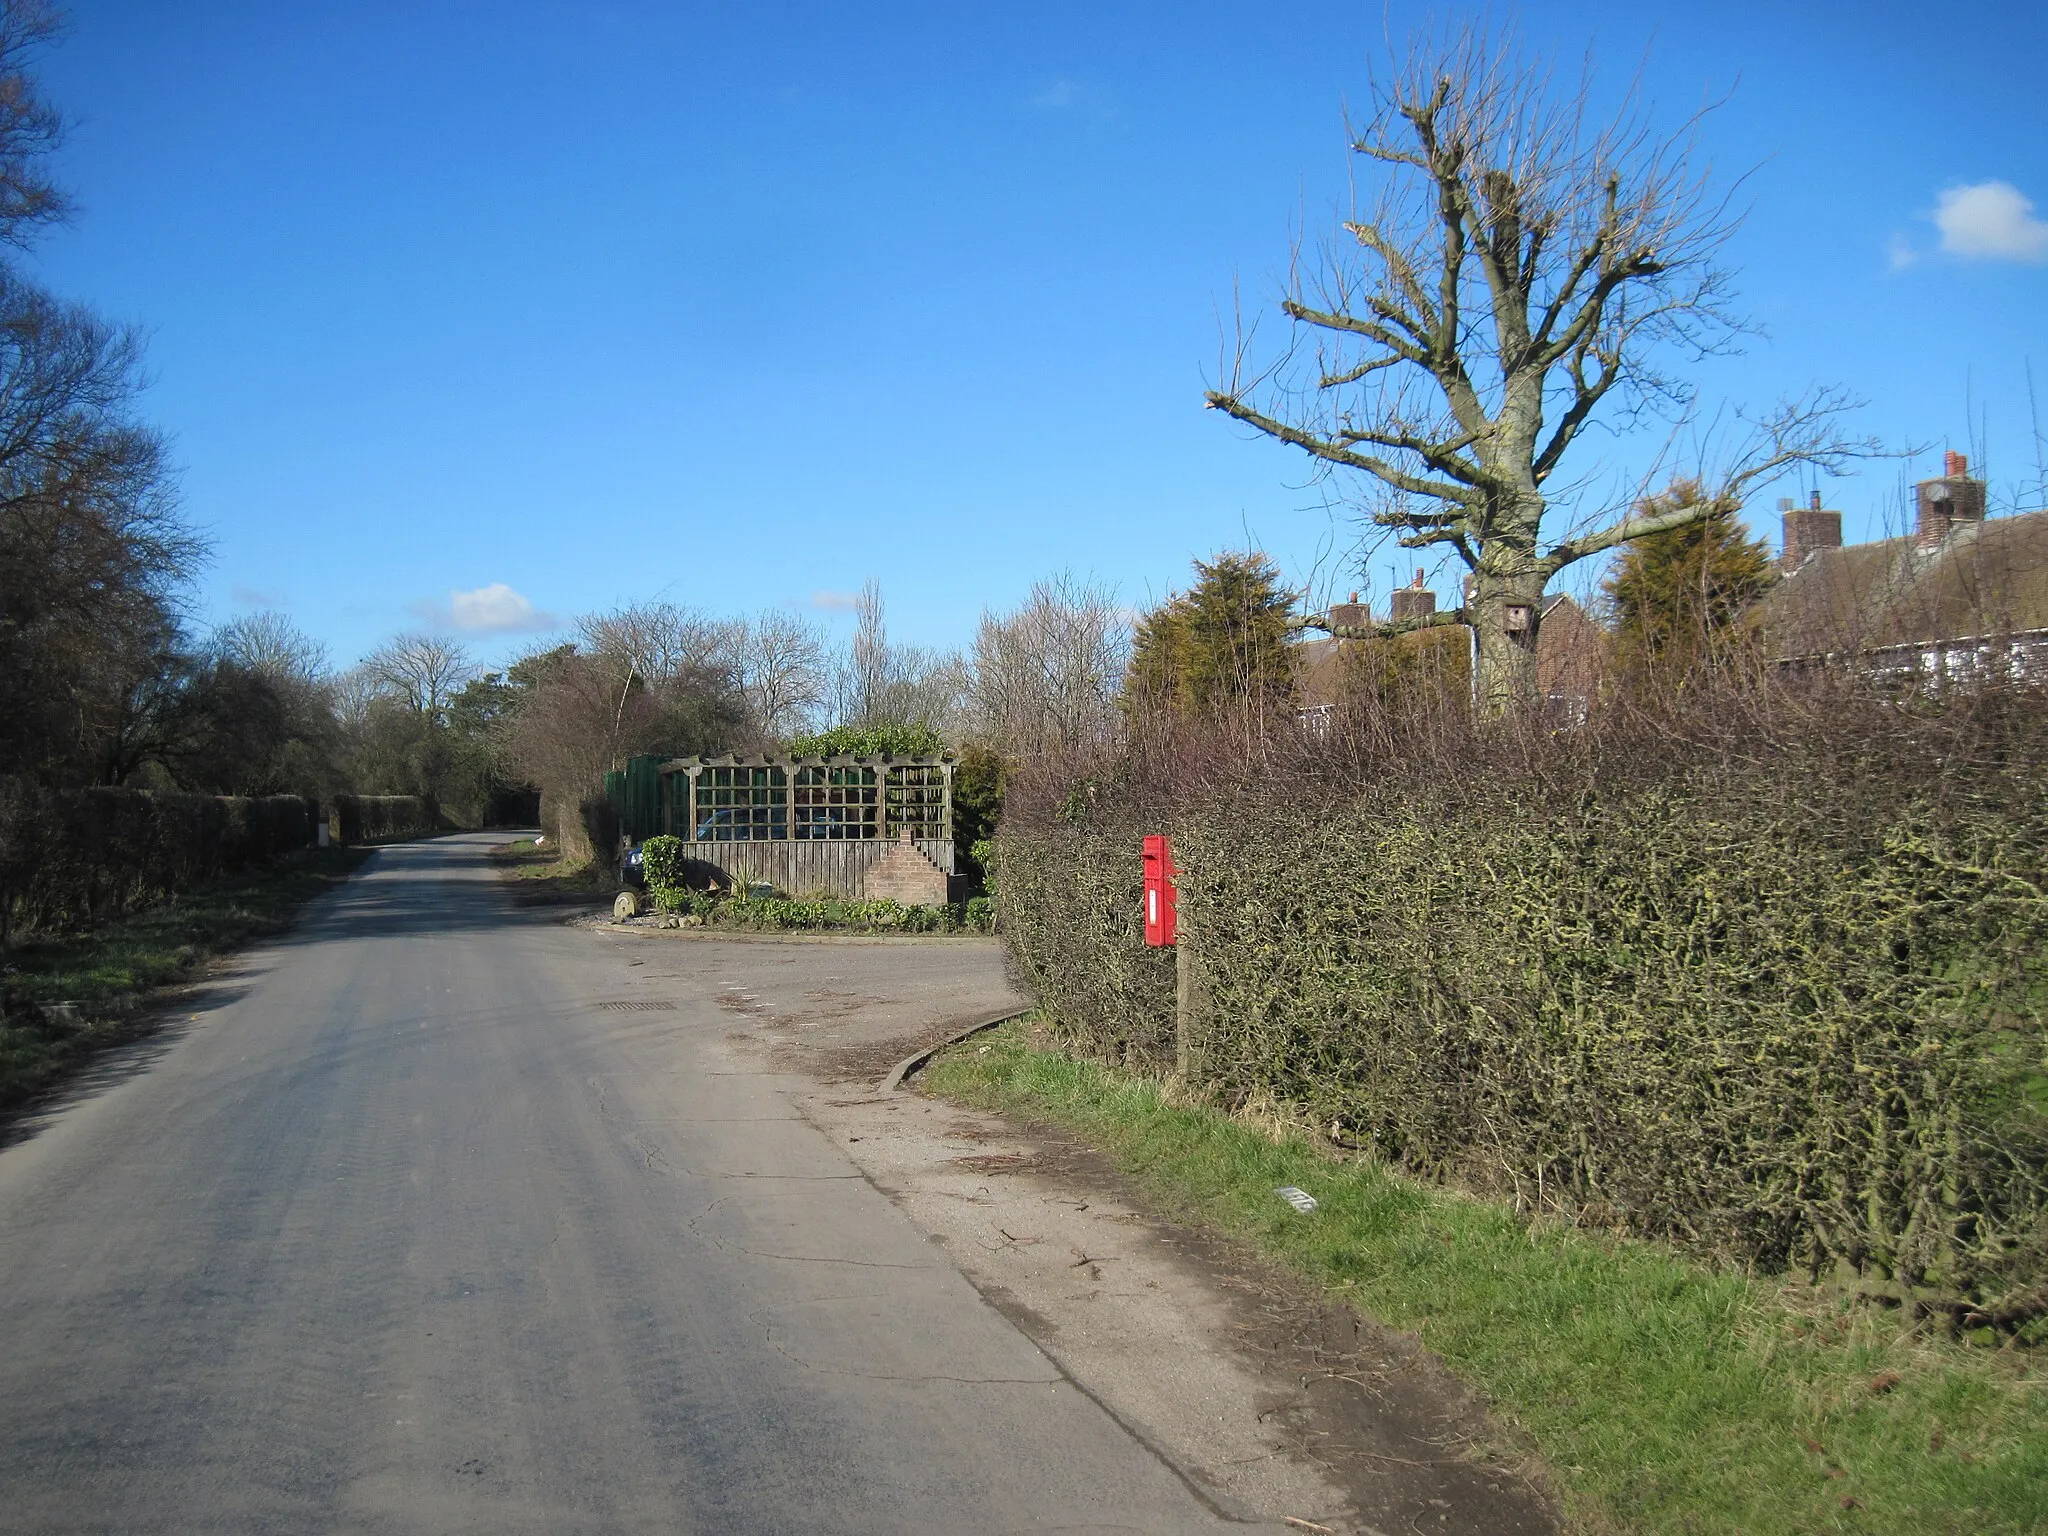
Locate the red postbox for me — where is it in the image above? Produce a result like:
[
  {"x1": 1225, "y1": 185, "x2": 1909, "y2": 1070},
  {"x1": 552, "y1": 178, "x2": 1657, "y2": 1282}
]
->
[{"x1": 1142, "y1": 834, "x2": 1177, "y2": 947}]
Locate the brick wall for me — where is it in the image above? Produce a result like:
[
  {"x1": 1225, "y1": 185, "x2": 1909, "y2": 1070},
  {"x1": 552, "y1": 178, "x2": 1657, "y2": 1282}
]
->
[{"x1": 862, "y1": 835, "x2": 949, "y2": 905}]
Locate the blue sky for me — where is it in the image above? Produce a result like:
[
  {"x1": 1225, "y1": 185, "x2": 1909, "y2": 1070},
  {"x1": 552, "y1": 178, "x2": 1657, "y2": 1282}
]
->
[{"x1": 25, "y1": 0, "x2": 2048, "y2": 670}]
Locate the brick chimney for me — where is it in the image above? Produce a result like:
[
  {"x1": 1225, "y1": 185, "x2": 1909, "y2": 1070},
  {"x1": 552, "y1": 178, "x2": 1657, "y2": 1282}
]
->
[
  {"x1": 1325, "y1": 590, "x2": 1370, "y2": 631},
  {"x1": 1388, "y1": 568, "x2": 1437, "y2": 623},
  {"x1": 1780, "y1": 491, "x2": 1842, "y2": 572},
  {"x1": 1917, "y1": 450, "x2": 1987, "y2": 549}
]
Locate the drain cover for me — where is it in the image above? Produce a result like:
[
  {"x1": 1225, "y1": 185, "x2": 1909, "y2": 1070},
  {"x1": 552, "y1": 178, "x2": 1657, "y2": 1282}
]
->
[{"x1": 593, "y1": 1000, "x2": 677, "y2": 1012}]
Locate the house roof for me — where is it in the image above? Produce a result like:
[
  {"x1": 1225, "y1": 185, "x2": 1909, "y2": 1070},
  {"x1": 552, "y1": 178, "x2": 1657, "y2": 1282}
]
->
[{"x1": 1751, "y1": 508, "x2": 2048, "y2": 660}]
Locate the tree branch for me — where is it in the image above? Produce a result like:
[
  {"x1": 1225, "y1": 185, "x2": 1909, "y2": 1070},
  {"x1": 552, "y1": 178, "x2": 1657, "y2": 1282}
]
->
[
  {"x1": 1297, "y1": 606, "x2": 1471, "y2": 640},
  {"x1": 1282, "y1": 298, "x2": 1426, "y2": 363},
  {"x1": 1205, "y1": 391, "x2": 1474, "y2": 501},
  {"x1": 1343, "y1": 220, "x2": 1440, "y2": 336},
  {"x1": 1318, "y1": 354, "x2": 1406, "y2": 389},
  {"x1": 1542, "y1": 497, "x2": 1716, "y2": 574}
]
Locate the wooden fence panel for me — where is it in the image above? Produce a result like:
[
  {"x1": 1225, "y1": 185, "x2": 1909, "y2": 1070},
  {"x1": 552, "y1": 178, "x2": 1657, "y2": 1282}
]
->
[{"x1": 676, "y1": 837, "x2": 955, "y2": 900}]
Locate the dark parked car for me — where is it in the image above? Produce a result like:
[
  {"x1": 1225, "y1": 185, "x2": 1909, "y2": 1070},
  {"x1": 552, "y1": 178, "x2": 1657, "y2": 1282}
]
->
[{"x1": 695, "y1": 807, "x2": 789, "y2": 841}]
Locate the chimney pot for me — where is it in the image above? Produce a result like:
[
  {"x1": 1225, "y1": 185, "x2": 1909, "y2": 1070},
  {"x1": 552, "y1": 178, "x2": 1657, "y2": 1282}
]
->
[
  {"x1": 1810, "y1": 490, "x2": 1822, "y2": 510},
  {"x1": 1944, "y1": 450, "x2": 1968, "y2": 478}
]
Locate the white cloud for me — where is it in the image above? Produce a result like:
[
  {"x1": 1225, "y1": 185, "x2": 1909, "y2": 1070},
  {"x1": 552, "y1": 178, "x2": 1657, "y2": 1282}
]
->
[
  {"x1": 422, "y1": 582, "x2": 559, "y2": 633},
  {"x1": 1885, "y1": 232, "x2": 1919, "y2": 271},
  {"x1": 1934, "y1": 181, "x2": 2048, "y2": 262},
  {"x1": 810, "y1": 589, "x2": 863, "y2": 612}
]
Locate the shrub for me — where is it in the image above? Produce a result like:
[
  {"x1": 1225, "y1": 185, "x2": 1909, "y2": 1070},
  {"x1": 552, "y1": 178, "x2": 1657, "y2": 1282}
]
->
[
  {"x1": 639, "y1": 834, "x2": 687, "y2": 890},
  {"x1": 782, "y1": 722, "x2": 946, "y2": 758},
  {"x1": 953, "y1": 744, "x2": 1005, "y2": 895},
  {"x1": 645, "y1": 885, "x2": 984, "y2": 934}
]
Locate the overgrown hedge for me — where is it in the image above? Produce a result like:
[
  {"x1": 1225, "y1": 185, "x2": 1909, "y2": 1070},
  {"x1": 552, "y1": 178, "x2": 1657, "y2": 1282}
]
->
[
  {"x1": 0, "y1": 779, "x2": 321, "y2": 941},
  {"x1": 330, "y1": 793, "x2": 438, "y2": 846},
  {"x1": 997, "y1": 724, "x2": 2048, "y2": 1325}
]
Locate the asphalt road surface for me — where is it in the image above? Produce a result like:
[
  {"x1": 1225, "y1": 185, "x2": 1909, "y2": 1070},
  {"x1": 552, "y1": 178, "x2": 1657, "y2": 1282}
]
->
[{"x1": 0, "y1": 835, "x2": 1275, "y2": 1535}]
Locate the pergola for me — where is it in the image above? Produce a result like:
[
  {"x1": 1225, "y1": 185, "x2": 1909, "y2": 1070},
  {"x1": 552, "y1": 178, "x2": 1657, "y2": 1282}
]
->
[{"x1": 656, "y1": 755, "x2": 953, "y2": 851}]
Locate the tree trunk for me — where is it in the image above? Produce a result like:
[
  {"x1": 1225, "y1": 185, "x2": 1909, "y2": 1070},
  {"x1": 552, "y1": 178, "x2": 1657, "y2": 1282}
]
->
[{"x1": 1467, "y1": 563, "x2": 1547, "y2": 716}]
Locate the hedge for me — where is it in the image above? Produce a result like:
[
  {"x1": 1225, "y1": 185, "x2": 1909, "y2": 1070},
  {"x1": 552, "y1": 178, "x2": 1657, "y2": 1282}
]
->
[
  {"x1": 329, "y1": 793, "x2": 438, "y2": 846},
  {"x1": 996, "y1": 727, "x2": 2048, "y2": 1326},
  {"x1": 0, "y1": 779, "x2": 321, "y2": 941}
]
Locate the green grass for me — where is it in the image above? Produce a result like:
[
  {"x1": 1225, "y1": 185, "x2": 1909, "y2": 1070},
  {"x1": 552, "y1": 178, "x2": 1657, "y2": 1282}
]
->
[
  {"x1": 491, "y1": 836, "x2": 607, "y2": 902},
  {"x1": 923, "y1": 1023, "x2": 2048, "y2": 1536},
  {"x1": 0, "y1": 846, "x2": 370, "y2": 1106}
]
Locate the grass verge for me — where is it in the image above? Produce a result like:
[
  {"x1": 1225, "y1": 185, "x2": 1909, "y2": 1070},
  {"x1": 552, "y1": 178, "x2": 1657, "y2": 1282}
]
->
[
  {"x1": 0, "y1": 846, "x2": 371, "y2": 1108},
  {"x1": 923, "y1": 1021, "x2": 2047, "y2": 1536},
  {"x1": 491, "y1": 836, "x2": 607, "y2": 903}
]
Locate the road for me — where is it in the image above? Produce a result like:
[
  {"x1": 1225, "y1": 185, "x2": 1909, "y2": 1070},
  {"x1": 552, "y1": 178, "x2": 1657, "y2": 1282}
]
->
[{"x1": 0, "y1": 834, "x2": 1274, "y2": 1535}]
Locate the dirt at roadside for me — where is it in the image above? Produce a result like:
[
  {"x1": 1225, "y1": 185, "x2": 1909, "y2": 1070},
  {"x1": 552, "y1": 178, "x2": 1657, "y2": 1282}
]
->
[{"x1": 793, "y1": 1042, "x2": 1561, "y2": 1536}]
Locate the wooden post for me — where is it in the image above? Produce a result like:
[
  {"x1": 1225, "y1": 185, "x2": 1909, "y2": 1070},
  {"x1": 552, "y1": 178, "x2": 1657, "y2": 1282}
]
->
[
  {"x1": 1166, "y1": 847, "x2": 1206, "y2": 1083},
  {"x1": 1174, "y1": 913, "x2": 1208, "y2": 1083}
]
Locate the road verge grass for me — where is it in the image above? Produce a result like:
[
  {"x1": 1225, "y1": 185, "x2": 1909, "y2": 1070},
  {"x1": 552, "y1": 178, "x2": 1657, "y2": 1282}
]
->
[
  {"x1": 0, "y1": 846, "x2": 370, "y2": 1107},
  {"x1": 491, "y1": 836, "x2": 607, "y2": 903},
  {"x1": 922, "y1": 1021, "x2": 2047, "y2": 1535}
]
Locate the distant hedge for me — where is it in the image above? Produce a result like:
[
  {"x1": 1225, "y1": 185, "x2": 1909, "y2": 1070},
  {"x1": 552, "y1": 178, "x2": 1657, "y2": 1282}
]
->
[
  {"x1": 330, "y1": 793, "x2": 438, "y2": 847},
  {"x1": 0, "y1": 779, "x2": 321, "y2": 941},
  {"x1": 997, "y1": 713, "x2": 2048, "y2": 1328}
]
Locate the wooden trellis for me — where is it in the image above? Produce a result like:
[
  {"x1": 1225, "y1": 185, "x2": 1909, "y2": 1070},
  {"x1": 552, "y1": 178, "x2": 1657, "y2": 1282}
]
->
[{"x1": 659, "y1": 755, "x2": 953, "y2": 847}]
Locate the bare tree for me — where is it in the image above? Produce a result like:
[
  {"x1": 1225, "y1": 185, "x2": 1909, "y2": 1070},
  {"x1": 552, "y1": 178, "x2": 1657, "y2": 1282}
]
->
[
  {"x1": 1207, "y1": 25, "x2": 1866, "y2": 711},
  {"x1": 578, "y1": 601, "x2": 738, "y2": 687},
  {"x1": 363, "y1": 632, "x2": 473, "y2": 718},
  {"x1": 737, "y1": 609, "x2": 829, "y2": 739},
  {"x1": 968, "y1": 573, "x2": 1130, "y2": 755},
  {"x1": 329, "y1": 665, "x2": 380, "y2": 733},
  {"x1": 0, "y1": 0, "x2": 67, "y2": 251},
  {"x1": 845, "y1": 578, "x2": 891, "y2": 725},
  {"x1": 214, "y1": 610, "x2": 327, "y2": 683},
  {"x1": 504, "y1": 634, "x2": 749, "y2": 860},
  {"x1": 0, "y1": 275, "x2": 192, "y2": 783},
  {"x1": 504, "y1": 648, "x2": 645, "y2": 822},
  {"x1": 0, "y1": 1, "x2": 200, "y2": 788},
  {"x1": 835, "y1": 579, "x2": 963, "y2": 732}
]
